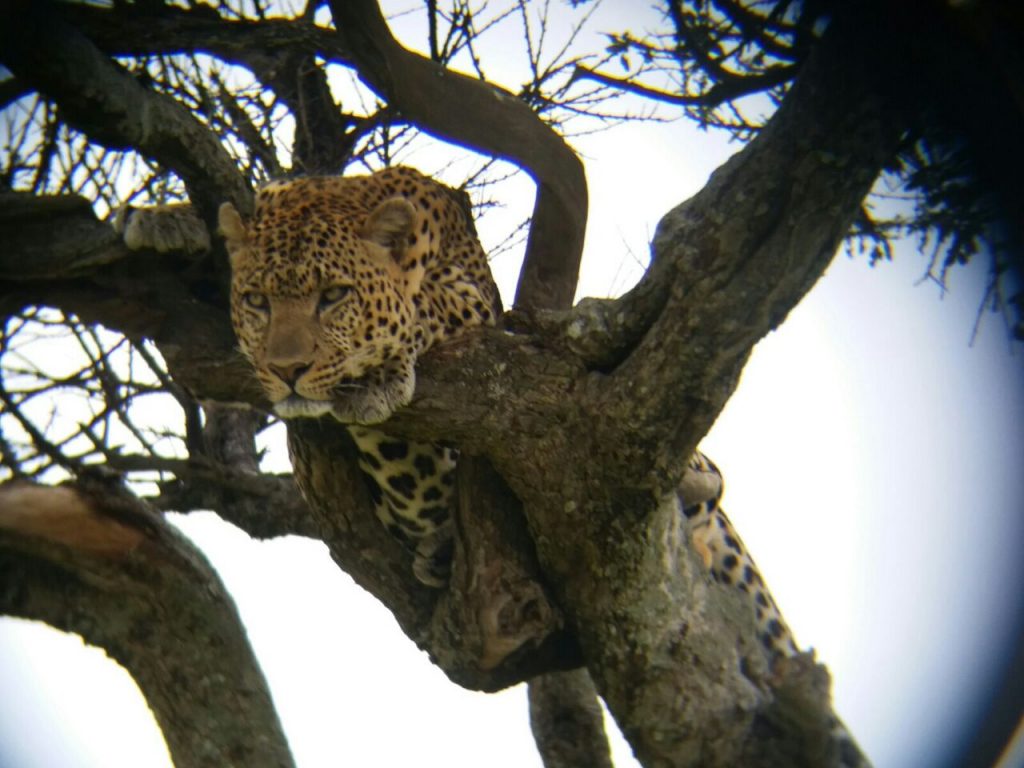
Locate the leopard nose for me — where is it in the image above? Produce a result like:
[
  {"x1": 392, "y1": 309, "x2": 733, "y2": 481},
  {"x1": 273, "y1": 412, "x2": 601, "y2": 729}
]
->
[{"x1": 268, "y1": 361, "x2": 311, "y2": 387}]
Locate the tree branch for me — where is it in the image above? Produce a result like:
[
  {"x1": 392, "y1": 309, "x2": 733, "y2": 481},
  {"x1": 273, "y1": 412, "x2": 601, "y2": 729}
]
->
[
  {"x1": 285, "y1": 420, "x2": 576, "y2": 692},
  {"x1": 251, "y1": 49, "x2": 355, "y2": 174},
  {"x1": 528, "y1": 669, "x2": 614, "y2": 768},
  {"x1": 98, "y1": 452, "x2": 319, "y2": 540},
  {"x1": 587, "y1": 0, "x2": 915, "y2": 492},
  {"x1": 0, "y1": 477, "x2": 294, "y2": 768},
  {"x1": 328, "y1": 0, "x2": 588, "y2": 311},
  {"x1": 572, "y1": 61, "x2": 795, "y2": 109},
  {"x1": 53, "y1": 2, "x2": 360, "y2": 174},
  {"x1": 58, "y1": 2, "x2": 351, "y2": 66},
  {"x1": 0, "y1": 1, "x2": 252, "y2": 225},
  {"x1": 0, "y1": 192, "x2": 126, "y2": 280},
  {"x1": 0, "y1": 193, "x2": 259, "y2": 407}
]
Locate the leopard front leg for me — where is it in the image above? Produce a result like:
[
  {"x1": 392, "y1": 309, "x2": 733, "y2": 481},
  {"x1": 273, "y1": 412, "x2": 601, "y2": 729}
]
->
[
  {"x1": 330, "y1": 356, "x2": 417, "y2": 426},
  {"x1": 348, "y1": 427, "x2": 458, "y2": 588}
]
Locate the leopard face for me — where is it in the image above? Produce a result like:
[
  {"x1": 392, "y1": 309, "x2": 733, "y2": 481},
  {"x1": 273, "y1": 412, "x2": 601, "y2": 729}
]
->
[{"x1": 221, "y1": 169, "x2": 496, "y2": 425}]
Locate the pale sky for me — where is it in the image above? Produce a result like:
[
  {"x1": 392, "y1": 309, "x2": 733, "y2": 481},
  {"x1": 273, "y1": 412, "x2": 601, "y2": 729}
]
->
[{"x1": 2, "y1": 3, "x2": 1023, "y2": 767}]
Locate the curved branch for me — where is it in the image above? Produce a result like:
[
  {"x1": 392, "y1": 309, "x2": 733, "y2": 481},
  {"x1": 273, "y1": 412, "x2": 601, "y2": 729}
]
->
[
  {"x1": 328, "y1": 0, "x2": 588, "y2": 312},
  {"x1": 0, "y1": 478, "x2": 294, "y2": 768}
]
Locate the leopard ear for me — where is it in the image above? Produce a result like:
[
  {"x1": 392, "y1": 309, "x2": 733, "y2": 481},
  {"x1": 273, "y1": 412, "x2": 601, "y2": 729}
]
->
[
  {"x1": 218, "y1": 202, "x2": 249, "y2": 255},
  {"x1": 363, "y1": 197, "x2": 415, "y2": 251},
  {"x1": 218, "y1": 202, "x2": 250, "y2": 269}
]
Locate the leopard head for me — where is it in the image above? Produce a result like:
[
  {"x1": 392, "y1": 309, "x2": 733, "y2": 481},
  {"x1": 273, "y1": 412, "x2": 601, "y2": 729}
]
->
[{"x1": 221, "y1": 180, "x2": 421, "y2": 425}]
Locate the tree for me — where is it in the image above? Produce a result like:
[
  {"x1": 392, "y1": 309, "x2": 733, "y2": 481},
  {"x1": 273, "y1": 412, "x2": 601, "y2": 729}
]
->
[{"x1": 1, "y1": 1, "x2": 1021, "y2": 767}]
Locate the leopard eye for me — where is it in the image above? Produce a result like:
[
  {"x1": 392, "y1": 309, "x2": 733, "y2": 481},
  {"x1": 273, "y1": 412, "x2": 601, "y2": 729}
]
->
[
  {"x1": 243, "y1": 291, "x2": 268, "y2": 310},
  {"x1": 319, "y1": 285, "x2": 351, "y2": 310}
]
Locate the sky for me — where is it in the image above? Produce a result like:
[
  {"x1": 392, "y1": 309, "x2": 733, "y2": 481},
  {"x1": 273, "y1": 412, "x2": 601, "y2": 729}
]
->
[{"x1": 2, "y1": 3, "x2": 1024, "y2": 768}]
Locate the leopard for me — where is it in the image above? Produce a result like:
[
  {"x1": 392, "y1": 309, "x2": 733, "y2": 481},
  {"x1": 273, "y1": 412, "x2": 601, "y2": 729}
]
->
[
  {"x1": 217, "y1": 166, "x2": 499, "y2": 585},
  {"x1": 216, "y1": 165, "x2": 803, "y2": 649},
  {"x1": 119, "y1": 165, "x2": 805, "y2": 649},
  {"x1": 120, "y1": 164, "x2": 866, "y2": 764}
]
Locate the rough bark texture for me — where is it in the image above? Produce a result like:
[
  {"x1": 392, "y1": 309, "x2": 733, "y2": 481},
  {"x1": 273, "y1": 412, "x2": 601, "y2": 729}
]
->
[
  {"x1": 0, "y1": 1, "x2": 965, "y2": 766},
  {"x1": 0, "y1": 478, "x2": 293, "y2": 768}
]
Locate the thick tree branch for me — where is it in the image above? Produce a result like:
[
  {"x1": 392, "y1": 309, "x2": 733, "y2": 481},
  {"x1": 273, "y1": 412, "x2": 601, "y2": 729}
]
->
[
  {"x1": 587, "y1": 1, "x2": 916, "y2": 493},
  {"x1": 0, "y1": 1, "x2": 252, "y2": 224},
  {"x1": 0, "y1": 192, "x2": 126, "y2": 280},
  {"x1": 286, "y1": 421, "x2": 575, "y2": 692},
  {"x1": 328, "y1": 0, "x2": 588, "y2": 311},
  {"x1": 0, "y1": 193, "x2": 260, "y2": 407},
  {"x1": 0, "y1": 478, "x2": 294, "y2": 768}
]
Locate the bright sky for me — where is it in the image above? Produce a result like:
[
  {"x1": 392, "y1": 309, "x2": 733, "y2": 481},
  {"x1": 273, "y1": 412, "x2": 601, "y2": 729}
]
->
[{"x1": 2, "y1": 3, "x2": 1023, "y2": 768}]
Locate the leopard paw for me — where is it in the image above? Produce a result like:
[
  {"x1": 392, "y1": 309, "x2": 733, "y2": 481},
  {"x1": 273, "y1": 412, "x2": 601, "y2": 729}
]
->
[{"x1": 115, "y1": 203, "x2": 210, "y2": 254}]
